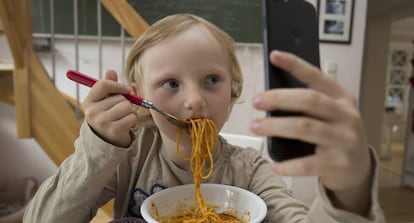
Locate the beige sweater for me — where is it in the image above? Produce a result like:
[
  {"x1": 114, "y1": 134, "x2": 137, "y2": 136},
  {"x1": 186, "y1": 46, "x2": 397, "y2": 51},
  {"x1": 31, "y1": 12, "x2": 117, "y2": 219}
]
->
[{"x1": 23, "y1": 122, "x2": 385, "y2": 223}]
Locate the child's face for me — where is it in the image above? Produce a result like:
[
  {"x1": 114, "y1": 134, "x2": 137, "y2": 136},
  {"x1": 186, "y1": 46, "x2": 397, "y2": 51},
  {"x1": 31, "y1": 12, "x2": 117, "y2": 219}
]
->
[{"x1": 139, "y1": 26, "x2": 233, "y2": 148}]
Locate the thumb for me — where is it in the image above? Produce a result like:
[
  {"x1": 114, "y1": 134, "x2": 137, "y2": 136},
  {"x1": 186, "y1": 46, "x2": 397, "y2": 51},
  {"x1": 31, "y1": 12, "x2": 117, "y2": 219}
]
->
[{"x1": 104, "y1": 69, "x2": 118, "y2": 82}]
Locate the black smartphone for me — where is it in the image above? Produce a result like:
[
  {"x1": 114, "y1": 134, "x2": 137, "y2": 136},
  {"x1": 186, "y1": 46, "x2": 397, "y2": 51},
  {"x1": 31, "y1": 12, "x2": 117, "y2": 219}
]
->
[{"x1": 262, "y1": 0, "x2": 320, "y2": 161}]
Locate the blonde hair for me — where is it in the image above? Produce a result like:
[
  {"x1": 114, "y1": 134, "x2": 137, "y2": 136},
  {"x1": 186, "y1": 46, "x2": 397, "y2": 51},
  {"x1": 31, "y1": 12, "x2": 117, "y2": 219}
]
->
[{"x1": 125, "y1": 14, "x2": 243, "y2": 123}]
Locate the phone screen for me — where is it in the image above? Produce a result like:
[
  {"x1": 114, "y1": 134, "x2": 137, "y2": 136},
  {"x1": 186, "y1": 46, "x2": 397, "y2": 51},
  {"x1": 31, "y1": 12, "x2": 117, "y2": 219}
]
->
[{"x1": 262, "y1": 0, "x2": 320, "y2": 161}]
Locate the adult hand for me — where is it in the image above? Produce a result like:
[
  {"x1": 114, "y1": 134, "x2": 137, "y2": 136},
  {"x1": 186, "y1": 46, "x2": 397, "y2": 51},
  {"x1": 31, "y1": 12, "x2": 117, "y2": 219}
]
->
[{"x1": 251, "y1": 50, "x2": 371, "y2": 215}]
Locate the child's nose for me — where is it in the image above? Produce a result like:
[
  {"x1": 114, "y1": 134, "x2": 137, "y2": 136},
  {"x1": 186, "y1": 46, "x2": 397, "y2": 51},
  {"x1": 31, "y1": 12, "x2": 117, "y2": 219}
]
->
[{"x1": 183, "y1": 88, "x2": 206, "y2": 112}]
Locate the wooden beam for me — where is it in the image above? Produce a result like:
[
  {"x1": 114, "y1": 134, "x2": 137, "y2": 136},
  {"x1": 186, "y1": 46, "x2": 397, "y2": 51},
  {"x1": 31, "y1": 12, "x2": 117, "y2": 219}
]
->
[
  {"x1": 13, "y1": 66, "x2": 31, "y2": 137},
  {"x1": 0, "y1": 0, "x2": 33, "y2": 137},
  {"x1": 0, "y1": 0, "x2": 32, "y2": 68},
  {"x1": 29, "y1": 50, "x2": 80, "y2": 165},
  {"x1": 100, "y1": 0, "x2": 149, "y2": 39},
  {"x1": 0, "y1": 2, "x2": 22, "y2": 67}
]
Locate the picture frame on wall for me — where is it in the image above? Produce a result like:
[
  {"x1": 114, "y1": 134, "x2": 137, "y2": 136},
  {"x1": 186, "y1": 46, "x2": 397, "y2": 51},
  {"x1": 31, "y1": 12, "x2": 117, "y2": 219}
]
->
[{"x1": 317, "y1": 0, "x2": 354, "y2": 44}]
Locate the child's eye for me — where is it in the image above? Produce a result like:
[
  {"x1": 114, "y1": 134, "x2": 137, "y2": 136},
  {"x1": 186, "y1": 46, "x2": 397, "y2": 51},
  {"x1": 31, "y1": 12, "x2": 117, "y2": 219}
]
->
[
  {"x1": 162, "y1": 79, "x2": 180, "y2": 89},
  {"x1": 205, "y1": 75, "x2": 219, "y2": 85}
]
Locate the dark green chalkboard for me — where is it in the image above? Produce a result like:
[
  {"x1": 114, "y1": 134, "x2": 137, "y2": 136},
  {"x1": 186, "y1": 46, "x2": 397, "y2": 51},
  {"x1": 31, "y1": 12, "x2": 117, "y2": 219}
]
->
[{"x1": 32, "y1": 0, "x2": 263, "y2": 43}]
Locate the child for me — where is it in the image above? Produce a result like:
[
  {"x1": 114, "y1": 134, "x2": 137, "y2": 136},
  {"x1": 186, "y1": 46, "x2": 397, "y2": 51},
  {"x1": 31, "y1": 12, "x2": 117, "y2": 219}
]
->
[{"x1": 23, "y1": 14, "x2": 384, "y2": 222}]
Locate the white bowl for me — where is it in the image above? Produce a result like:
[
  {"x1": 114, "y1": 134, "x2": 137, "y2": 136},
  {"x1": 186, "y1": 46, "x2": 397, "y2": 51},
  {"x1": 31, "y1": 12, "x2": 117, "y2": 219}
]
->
[{"x1": 140, "y1": 183, "x2": 267, "y2": 223}]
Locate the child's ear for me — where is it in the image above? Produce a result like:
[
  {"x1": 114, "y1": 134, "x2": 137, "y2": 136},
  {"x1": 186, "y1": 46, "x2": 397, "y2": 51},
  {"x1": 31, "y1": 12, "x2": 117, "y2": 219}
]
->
[{"x1": 130, "y1": 83, "x2": 139, "y2": 96}]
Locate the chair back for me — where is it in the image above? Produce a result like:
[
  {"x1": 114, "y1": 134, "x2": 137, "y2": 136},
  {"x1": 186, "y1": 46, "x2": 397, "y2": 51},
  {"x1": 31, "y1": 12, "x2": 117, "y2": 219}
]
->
[{"x1": 219, "y1": 133, "x2": 264, "y2": 154}]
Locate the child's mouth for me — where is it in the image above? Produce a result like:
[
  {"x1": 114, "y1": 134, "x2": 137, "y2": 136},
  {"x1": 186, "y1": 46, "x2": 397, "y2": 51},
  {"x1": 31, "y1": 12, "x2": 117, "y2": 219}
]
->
[{"x1": 182, "y1": 117, "x2": 205, "y2": 135}]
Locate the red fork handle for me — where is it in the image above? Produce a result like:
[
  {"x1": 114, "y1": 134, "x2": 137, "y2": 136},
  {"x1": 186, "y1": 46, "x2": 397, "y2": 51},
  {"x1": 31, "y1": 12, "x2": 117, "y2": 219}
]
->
[{"x1": 66, "y1": 70, "x2": 145, "y2": 106}]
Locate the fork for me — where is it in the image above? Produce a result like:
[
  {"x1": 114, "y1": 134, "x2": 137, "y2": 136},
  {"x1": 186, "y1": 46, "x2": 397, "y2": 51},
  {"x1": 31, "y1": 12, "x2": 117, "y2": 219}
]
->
[{"x1": 66, "y1": 70, "x2": 190, "y2": 129}]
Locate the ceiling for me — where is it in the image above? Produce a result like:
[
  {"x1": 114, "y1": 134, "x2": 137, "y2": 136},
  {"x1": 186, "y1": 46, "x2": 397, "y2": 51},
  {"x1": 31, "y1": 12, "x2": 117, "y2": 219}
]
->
[
  {"x1": 367, "y1": 0, "x2": 414, "y2": 20},
  {"x1": 391, "y1": 16, "x2": 414, "y2": 38},
  {"x1": 367, "y1": 0, "x2": 414, "y2": 38}
]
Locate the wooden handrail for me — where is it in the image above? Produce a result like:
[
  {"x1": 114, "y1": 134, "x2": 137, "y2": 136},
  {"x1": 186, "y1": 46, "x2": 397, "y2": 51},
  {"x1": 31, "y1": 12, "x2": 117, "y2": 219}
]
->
[
  {"x1": 60, "y1": 92, "x2": 85, "y2": 119},
  {"x1": 100, "y1": 0, "x2": 149, "y2": 39}
]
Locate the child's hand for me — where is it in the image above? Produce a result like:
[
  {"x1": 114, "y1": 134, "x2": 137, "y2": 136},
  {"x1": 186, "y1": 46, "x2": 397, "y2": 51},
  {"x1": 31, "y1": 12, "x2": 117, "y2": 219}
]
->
[
  {"x1": 83, "y1": 69, "x2": 138, "y2": 147},
  {"x1": 251, "y1": 50, "x2": 371, "y2": 215}
]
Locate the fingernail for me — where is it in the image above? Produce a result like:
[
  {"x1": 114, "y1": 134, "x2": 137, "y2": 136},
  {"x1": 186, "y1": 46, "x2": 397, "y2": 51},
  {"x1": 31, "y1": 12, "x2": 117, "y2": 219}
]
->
[
  {"x1": 108, "y1": 67, "x2": 118, "y2": 73},
  {"x1": 272, "y1": 163, "x2": 284, "y2": 174},
  {"x1": 271, "y1": 50, "x2": 284, "y2": 59},
  {"x1": 254, "y1": 93, "x2": 262, "y2": 105},
  {"x1": 272, "y1": 163, "x2": 278, "y2": 171},
  {"x1": 251, "y1": 119, "x2": 261, "y2": 130}
]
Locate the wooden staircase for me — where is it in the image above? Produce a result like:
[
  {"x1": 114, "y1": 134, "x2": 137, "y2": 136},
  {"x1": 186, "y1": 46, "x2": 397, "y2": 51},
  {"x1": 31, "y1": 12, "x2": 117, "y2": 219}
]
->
[
  {"x1": 0, "y1": 0, "x2": 149, "y2": 220},
  {"x1": 0, "y1": 64, "x2": 14, "y2": 104}
]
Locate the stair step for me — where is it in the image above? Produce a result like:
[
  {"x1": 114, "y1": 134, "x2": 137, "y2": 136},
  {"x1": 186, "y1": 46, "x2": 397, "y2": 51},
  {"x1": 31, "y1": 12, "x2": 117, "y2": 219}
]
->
[{"x1": 0, "y1": 63, "x2": 13, "y2": 74}]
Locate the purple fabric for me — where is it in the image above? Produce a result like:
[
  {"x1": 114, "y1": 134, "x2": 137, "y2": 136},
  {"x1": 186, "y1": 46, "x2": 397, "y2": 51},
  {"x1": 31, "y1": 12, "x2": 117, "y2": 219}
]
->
[{"x1": 109, "y1": 217, "x2": 146, "y2": 223}]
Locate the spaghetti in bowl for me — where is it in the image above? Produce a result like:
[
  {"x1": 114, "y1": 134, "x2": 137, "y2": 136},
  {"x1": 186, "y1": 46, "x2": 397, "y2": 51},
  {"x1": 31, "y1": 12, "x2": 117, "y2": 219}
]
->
[{"x1": 140, "y1": 183, "x2": 267, "y2": 223}]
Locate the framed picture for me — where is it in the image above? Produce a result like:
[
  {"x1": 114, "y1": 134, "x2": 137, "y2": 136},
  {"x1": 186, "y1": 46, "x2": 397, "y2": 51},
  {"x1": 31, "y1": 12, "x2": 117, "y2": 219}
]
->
[{"x1": 317, "y1": 0, "x2": 354, "y2": 44}]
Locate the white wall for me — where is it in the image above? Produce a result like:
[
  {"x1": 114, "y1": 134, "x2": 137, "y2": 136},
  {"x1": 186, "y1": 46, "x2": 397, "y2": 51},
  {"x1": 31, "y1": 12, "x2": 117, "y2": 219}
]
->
[
  {"x1": 0, "y1": 102, "x2": 57, "y2": 183},
  {"x1": 0, "y1": 0, "x2": 367, "y2": 204},
  {"x1": 0, "y1": 35, "x2": 12, "y2": 63},
  {"x1": 319, "y1": 0, "x2": 367, "y2": 100}
]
